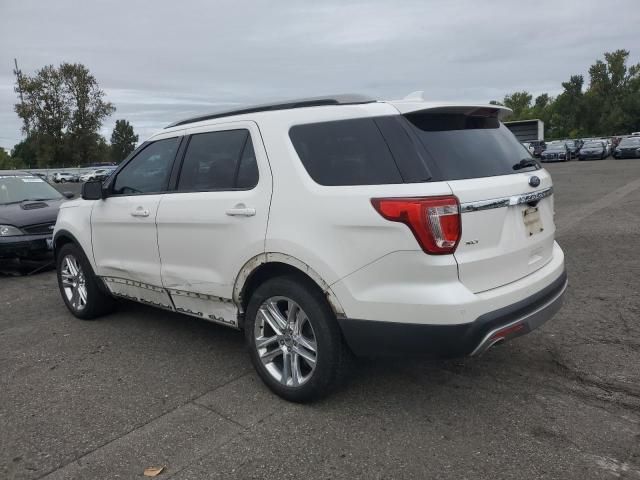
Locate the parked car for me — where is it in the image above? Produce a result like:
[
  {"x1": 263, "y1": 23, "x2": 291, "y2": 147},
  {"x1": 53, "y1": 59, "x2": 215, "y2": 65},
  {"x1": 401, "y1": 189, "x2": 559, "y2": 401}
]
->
[
  {"x1": 80, "y1": 168, "x2": 113, "y2": 182},
  {"x1": 53, "y1": 95, "x2": 567, "y2": 401},
  {"x1": 529, "y1": 140, "x2": 547, "y2": 157},
  {"x1": 578, "y1": 141, "x2": 607, "y2": 160},
  {"x1": 613, "y1": 136, "x2": 640, "y2": 159},
  {"x1": 0, "y1": 171, "x2": 73, "y2": 260},
  {"x1": 521, "y1": 142, "x2": 535, "y2": 155},
  {"x1": 563, "y1": 140, "x2": 579, "y2": 159},
  {"x1": 53, "y1": 172, "x2": 76, "y2": 183},
  {"x1": 540, "y1": 142, "x2": 569, "y2": 162}
]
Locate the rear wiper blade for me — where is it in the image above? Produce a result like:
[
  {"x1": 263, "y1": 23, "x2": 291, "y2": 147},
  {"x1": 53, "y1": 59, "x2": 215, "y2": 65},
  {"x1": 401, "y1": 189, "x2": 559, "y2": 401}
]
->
[{"x1": 513, "y1": 158, "x2": 539, "y2": 170}]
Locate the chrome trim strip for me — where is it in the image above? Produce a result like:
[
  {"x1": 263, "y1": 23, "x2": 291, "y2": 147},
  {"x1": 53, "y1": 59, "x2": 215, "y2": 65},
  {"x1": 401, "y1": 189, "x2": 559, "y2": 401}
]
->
[
  {"x1": 470, "y1": 278, "x2": 568, "y2": 356},
  {"x1": 460, "y1": 187, "x2": 554, "y2": 213}
]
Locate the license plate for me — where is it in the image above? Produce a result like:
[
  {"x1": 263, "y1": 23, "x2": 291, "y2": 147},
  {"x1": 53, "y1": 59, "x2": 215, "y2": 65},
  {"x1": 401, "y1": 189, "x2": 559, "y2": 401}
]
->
[
  {"x1": 46, "y1": 237, "x2": 53, "y2": 250},
  {"x1": 523, "y1": 207, "x2": 543, "y2": 236}
]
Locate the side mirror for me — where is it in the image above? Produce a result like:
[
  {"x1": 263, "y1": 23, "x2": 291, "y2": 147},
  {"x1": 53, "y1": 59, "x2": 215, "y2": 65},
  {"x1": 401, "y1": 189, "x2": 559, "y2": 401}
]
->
[
  {"x1": 81, "y1": 180, "x2": 105, "y2": 200},
  {"x1": 62, "y1": 191, "x2": 75, "y2": 199}
]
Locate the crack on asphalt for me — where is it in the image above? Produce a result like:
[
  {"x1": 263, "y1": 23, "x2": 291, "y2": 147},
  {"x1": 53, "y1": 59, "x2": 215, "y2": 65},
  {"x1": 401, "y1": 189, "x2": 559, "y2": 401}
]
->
[
  {"x1": 548, "y1": 350, "x2": 640, "y2": 412},
  {"x1": 35, "y1": 371, "x2": 252, "y2": 480}
]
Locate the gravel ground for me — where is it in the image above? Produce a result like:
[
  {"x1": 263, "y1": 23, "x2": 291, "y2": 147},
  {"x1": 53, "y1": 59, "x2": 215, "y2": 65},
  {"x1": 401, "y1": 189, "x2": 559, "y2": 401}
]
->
[{"x1": 1, "y1": 159, "x2": 639, "y2": 480}]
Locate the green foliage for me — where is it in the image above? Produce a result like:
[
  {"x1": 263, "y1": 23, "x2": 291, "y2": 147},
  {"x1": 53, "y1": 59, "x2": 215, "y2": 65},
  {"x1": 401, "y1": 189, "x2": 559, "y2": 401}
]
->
[
  {"x1": 492, "y1": 49, "x2": 640, "y2": 139},
  {"x1": 503, "y1": 91, "x2": 533, "y2": 118},
  {"x1": 110, "y1": 119, "x2": 139, "y2": 163},
  {"x1": 13, "y1": 63, "x2": 115, "y2": 167},
  {"x1": 0, "y1": 147, "x2": 26, "y2": 170}
]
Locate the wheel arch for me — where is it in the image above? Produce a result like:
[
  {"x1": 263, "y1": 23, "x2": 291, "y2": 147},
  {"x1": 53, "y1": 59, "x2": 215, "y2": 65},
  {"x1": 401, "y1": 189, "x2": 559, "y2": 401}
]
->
[
  {"x1": 234, "y1": 253, "x2": 345, "y2": 318},
  {"x1": 53, "y1": 229, "x2": 82, "y2": 260}
]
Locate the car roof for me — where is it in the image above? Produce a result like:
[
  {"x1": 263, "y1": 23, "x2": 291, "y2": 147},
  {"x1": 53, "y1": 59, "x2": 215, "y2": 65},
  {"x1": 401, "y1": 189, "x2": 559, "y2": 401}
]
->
[{"x1": 157, "y1": 94, "x2": 513, "y2": 139}]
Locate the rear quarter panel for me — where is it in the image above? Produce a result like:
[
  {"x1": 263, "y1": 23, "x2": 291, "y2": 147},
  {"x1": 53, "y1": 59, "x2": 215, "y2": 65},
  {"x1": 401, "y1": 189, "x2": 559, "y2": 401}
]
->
[{"x1": 256, "y1": 106, "x2": 457, "y2": 287}]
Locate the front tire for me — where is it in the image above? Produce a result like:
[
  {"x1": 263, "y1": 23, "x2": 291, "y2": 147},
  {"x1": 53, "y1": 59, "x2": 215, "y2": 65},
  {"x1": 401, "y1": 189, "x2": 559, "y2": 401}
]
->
[
  {"x1": 244, "y1": 275, "x2": 350, "y2": 402},
  {"x1": 56, "y1": 243, "x2": 116, "y2": 320}
]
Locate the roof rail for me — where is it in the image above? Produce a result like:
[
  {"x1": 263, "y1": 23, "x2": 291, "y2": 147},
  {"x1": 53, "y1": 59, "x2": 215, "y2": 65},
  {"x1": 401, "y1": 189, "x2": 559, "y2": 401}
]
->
[{"x1": 164, "y1": 94, "x2": 376, "y2": 128}]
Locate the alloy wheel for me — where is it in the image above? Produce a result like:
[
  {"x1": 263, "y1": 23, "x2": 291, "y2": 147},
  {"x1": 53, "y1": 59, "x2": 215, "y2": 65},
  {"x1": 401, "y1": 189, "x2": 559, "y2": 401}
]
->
[
  {"x1": 60, "y1": 254, "x2": 88, "y2": 312},
  {"x1": 254, "y1": 296, "x2": 318, "y2": 387}
]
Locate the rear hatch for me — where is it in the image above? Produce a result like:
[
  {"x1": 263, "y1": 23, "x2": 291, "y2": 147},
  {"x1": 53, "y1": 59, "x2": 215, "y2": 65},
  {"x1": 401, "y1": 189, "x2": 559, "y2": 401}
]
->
[{"x1": 398, "y1": 106, "x2": 556, "y2": 293}]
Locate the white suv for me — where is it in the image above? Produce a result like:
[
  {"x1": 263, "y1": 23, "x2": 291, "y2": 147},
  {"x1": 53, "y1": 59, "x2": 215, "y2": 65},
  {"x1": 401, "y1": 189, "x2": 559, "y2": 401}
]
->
[{"x1": 53, "y1": 95, "x2": 567, "y2": 401}]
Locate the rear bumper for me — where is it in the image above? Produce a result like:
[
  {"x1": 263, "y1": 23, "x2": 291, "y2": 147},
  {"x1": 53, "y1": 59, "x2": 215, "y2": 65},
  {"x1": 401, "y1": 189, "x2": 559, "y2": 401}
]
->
[
  {"x1": 338, "y1": 268, "x2": 567, "y2": 358},
  {"x1": 0, "y1": 234, "x2": 53, "y2": 259}
]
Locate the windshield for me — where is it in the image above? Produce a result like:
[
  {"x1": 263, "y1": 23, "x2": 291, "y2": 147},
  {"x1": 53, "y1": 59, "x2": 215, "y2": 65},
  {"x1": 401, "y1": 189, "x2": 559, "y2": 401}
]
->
[
  {"x1": 620, "y1": 138, "x2": 640, "y2": 146},
  {"x1": 546, "y1": 143, "x2": 565, "y2": 150},
  {"x1": 0, "y1": 175, "x2": 63, "y2": 205},
  {"x1": 583, "y1": 142, "x2": 603, "y2": 148}
]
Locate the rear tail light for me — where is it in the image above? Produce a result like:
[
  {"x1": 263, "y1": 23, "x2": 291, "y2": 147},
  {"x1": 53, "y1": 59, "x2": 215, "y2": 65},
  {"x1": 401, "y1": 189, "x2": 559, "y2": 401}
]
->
[{"x1": 371, "y1": 196, "x2": 461, "y2": 254}]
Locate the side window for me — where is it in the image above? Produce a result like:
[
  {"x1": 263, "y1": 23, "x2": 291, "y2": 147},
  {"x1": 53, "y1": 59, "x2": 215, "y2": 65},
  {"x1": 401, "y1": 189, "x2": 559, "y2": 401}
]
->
[
  {"x1": 177, "y1": 129, "x2": 259, "y2": 191},
  {"x1": 289, "y1": 118, "x2": 403, "y2": 186},
  {"x1": 112, "y1": 138, "x2": 180, "y2": 195},
  {"x1": 236, "y1": 137, "x2": 259, "y2": 189}
]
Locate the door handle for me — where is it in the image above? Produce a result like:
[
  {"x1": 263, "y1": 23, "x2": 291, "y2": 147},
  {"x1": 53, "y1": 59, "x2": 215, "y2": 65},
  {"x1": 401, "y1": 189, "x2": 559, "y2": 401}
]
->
[
  {"x1": 225, "y1": 204, "x2": 256, "y2": 217},
  {"x1": 131, "y1": 207, "x2": 150, "y2": 217}
]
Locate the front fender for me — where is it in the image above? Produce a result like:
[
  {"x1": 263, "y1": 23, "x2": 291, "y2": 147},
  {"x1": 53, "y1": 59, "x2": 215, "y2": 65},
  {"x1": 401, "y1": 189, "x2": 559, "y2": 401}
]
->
[{"x1": 53, "y1": 202, "x2": 95, "y2": 270}]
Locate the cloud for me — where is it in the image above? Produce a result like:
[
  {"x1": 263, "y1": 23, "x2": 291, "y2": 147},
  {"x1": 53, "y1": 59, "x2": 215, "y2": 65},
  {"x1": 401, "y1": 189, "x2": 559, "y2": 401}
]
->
[{"x1": 1, "y1": 0, "x2": 639, "y2": 148}]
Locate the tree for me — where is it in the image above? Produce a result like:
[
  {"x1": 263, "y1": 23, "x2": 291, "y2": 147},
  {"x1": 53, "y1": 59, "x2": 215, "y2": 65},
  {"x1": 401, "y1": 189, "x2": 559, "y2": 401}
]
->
[
  {"x1": 502, "y1": 91, "x2": 533, "y2": 119},
  {"x1": 10, "y1": 137, "x2": 38, "y2": 168},
  {"x1": 110, "y1": 119, "x2": 138, "y2": 163},
  {"x1": 490, "y1": 49, "x2": 640, "y2": 138},
  {"x1": 13, "y1": 63, "x2": 115, "y2": 167},
  {"x1": 61, "y1": 63, "x2": 115, "y2": 164},
  {"x1": 14, "y1": 65, "x2": 69, "y2": 166},
  {"x1": 0, "y1": 148, "x2": 25, "y2": 170}
]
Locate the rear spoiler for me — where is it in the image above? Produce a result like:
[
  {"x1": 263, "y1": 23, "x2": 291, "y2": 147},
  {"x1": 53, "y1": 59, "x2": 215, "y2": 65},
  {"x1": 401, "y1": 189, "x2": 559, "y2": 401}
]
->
[{"x1": 387, "y1": 101, "x2": 513, "y2": 121}]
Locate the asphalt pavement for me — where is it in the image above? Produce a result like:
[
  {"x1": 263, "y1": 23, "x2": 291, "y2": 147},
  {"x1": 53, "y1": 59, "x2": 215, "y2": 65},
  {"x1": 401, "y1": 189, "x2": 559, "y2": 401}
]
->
[{"x1": 1, "y1": 159, "x2": 639, "y2": 479}]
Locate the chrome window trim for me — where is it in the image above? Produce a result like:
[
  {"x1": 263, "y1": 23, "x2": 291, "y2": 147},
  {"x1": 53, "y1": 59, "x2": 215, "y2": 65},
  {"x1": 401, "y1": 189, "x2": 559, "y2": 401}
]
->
[{"x1": 459, "y1": 187, "x2": 553, "y2": 213}]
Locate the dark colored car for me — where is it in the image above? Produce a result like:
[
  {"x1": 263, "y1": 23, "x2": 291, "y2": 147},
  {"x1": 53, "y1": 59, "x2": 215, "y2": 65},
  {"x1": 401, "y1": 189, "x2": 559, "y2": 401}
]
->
[
  {"x1": 0, "y1": 171, "x2": 73, "y2": 259},
  {"x1": 578, "y1": 141, "x2": 607, "y2": 160},
  {"x1": 613, "y1": 137, "x2": 640, "y2": 159},
  {"x1": 540, "y1": 143, "x2": 569, "y2": 162},
  {"x1": 563, "y1": 140, "x2": 579, "y2": 159},
  {"x1": 529, "y1": 140, "x2": 546, "y2": 157}
]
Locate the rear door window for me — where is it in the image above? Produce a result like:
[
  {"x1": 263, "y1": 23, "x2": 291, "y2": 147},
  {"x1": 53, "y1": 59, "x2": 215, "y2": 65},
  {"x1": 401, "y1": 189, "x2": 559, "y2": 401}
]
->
[{"x1": 177, "y1": 129, "x2": 258, "y2": 191}]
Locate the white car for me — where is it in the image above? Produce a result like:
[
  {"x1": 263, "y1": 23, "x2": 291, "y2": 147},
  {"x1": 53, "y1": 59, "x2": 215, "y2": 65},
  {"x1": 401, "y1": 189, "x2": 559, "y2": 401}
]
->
[
  {"x1": 53, "y1": 172, "x2": 75, "y2": 183},
  {"x1": 80, "y1": 169, "x2": 112, "y2": 182},
  {"x1": 53, "y1": 95, "x2": 567, "y2": 401}
]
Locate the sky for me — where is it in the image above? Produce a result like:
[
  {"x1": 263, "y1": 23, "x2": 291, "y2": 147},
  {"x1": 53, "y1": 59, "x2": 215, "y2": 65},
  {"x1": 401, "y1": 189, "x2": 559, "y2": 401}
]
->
[{"x1": 1, "y1": 0, "x2": 639, "y2": 151}]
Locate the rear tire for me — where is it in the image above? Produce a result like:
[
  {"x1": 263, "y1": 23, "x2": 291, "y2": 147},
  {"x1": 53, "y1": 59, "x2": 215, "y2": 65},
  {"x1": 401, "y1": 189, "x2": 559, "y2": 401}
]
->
[
  {"x1": 244, "y1": 275, "x2": 350, "y2": 402},
  {"x1": 56, "y1": 243, "x2": 116, "y2": 320}
]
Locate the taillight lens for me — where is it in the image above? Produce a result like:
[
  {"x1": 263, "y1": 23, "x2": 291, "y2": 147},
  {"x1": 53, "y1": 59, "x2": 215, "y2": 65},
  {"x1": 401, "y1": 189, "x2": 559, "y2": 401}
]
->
[{"x1": 371, "y1": 196, "x2": 461, "y2": 254}]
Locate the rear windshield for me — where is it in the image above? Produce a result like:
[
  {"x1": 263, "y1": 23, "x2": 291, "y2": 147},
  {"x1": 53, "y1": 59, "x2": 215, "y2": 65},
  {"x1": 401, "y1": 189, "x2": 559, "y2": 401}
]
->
[
  {"x1": 403, "y1": 112, "x2": 538, "y2": 180},
  {"x1": 289, "y1": 112, "x2": 537, "y2": 186}
]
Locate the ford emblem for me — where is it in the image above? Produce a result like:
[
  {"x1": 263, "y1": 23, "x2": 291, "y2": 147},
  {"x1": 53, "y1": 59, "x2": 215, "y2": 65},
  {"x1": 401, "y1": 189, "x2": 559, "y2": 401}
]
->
[{"x1": 529, "y1": 176, "x2": 541, "y2": 187}]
